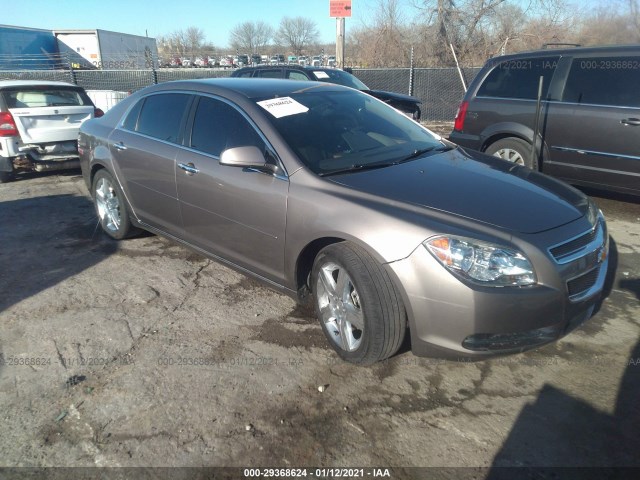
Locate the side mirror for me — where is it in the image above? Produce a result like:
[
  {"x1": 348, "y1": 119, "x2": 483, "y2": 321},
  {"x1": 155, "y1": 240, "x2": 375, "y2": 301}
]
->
[{"x1": 220, "y1": 146, "x2": 278, "y2": 174}]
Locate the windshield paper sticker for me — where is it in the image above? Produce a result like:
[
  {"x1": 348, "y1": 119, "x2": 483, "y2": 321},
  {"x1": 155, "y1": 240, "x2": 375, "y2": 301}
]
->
[
  {"x1": 313, "y1": 71, "x2": 330, "y2": 79},
  {"x1": 257, "y1": 97, "x2": 309, "y2": 118}
]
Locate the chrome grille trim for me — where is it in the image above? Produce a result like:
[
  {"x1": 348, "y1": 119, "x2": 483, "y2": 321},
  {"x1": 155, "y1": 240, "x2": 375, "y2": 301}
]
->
[{"x1": 548, "y1": 218, "x2": 604, "y2": 265}]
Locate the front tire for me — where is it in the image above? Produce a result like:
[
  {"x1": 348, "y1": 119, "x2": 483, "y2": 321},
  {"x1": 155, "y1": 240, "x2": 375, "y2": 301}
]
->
[
  {"x1": 485, "y1": 137, "x2": 537, "y2": 169},
  {"x1": 312, "y1": 242, "x2": 406, "y2": 365},
  {"x1": 92, "y1": 169, "x2": 137, "y2": 240}
]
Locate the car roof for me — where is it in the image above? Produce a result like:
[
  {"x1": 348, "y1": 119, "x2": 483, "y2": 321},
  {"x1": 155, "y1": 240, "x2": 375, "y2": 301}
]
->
[
  {"x1": 489, "y1": 44, "x2": 640, "y2": 61},
  {"x1": 138, "y1": 77, "x2": 345, "y2": 99},
  {"x1": 0, "y1": 80, "x2": 79, "y2": 89}
]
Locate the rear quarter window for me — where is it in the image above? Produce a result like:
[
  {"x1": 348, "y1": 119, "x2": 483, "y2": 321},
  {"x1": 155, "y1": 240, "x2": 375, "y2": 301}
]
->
[
  {"x1": 476, "y1": 56, "x2": 560, "y2": 100},
  {"x1": 562, "y1": 56, "x2": 640, "y2": 107}
]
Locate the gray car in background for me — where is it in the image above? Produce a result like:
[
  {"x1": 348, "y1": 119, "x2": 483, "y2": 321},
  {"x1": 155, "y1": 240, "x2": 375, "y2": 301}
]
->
[
  {"x1": 79, "y1": 78, "x2": 609, "y2": 364},
  {"x1": 449, "y1": 45, "x2": 640, "y2": 196}
]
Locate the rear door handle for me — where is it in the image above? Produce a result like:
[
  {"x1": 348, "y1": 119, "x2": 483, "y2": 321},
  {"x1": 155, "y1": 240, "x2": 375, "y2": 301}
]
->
[
  {"x1": 621, "y1": 118, "x2": 640, "y2": 126},
  {"x1": 113, "y1": 142, "x2": 127, "y2": 151},
  {"x1": 178, "y1": 162, "x2": 199, "y2": 175}
]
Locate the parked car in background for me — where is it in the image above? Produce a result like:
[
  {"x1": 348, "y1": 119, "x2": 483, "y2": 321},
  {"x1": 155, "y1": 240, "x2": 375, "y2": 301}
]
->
[
  {"x1": 219, "y1": 56, "x2": 234, "y2": 68},
  {"x1": 298, "y1": 56, "x2": 308, "y2": 66},
  {"x1": 250, "y1": 54, "x2": 262, "y2": 65},
  {"x1": 312, "y1": 56, "x2": 322, "y2": 67},
  {"x1": 79, "y1": 78, "x2": 608, "y2": 364},
  {"x1": 0, "y1": 80, "x2": 102, "y2": 182},
  {"x1": 231, "y1": 65, "x2": 422, "y2": 120},
  {"x1": 235, "y1": 55, "x2": 249, "y2": 67},
  {"x1": 449, "y1": 44, "x2": 640, "y2": 196},
  {"x1": 327, "y1": 55, "x2": 336, "y2": 67},
  {"x1": 270, "y1": 54, "x2": 285, "y2": 65}
]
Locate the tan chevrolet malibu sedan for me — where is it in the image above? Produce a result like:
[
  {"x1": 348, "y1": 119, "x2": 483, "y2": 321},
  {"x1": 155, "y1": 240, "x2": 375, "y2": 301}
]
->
[{"x1": 79, "y1": 79, "x2": 609, "y2": 365}]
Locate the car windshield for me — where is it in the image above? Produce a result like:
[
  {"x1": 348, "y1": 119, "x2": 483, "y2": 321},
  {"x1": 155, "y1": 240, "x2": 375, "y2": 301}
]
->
[
  {"x1": 307, "y1": 69, "x2": 369, "y2": 90},
  {"x1": 256, "y1": 89, "x2": 446, "y2": 176},
  {"x1": 2, "y1": 87, "x2": 89, "y2": 108}
]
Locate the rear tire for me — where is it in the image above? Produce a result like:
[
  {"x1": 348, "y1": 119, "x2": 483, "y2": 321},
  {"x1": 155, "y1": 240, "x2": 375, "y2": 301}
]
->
[
  {"x1": 312, "y1": 242, "x2": 406, "y2": 365},
  {"x1": 485, "y1": 137, "x2": 537, "y2": 170},
  {"x1": 0, "y1": 171, "x2": 13, "y2": 183}
]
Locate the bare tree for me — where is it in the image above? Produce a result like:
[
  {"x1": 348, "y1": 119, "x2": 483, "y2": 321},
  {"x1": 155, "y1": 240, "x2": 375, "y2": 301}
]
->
[
  {"x1": 230, "y1": 21, "x2": 273, "y2": 53},
  {"x1": 414, "y1": 0, "x2": 509, "y2": 65},
  {"x1": 276, "y1": 17, "x2": 319, "y2": 55},
  {"x1": 359, "y1": 0, "x2": 411, "y2": 67}
]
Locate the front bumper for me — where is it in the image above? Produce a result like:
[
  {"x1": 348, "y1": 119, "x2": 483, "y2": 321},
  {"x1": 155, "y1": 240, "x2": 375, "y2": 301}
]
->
[{"x1": 388, "y1": 216, "x2": 609, "y2": 360}]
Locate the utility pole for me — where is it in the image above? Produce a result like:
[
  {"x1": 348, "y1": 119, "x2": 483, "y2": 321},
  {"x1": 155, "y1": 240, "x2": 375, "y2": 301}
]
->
[
  {"x1": 336, "y1": 17, "x2": 345, "y2": 69},
  {"x1": 330, "y1": 0, "x2": 351, "y2": 69}
]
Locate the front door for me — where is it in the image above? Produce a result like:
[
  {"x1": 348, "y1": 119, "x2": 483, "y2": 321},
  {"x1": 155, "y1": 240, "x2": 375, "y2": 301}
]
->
[{"x1": 176, "y1": 95, "x2": 288, "y2": 283}]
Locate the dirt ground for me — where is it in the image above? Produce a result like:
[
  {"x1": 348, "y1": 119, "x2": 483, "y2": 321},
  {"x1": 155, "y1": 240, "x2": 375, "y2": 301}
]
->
[{"x1": 0, "y1": 163, "x2": 639, "y2": 478}]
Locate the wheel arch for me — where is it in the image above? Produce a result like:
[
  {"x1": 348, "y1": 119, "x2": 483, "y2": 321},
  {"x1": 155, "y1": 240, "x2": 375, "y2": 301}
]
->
[
  {"x1": 293, "y1": 235, "x2": 403, "y2": 303},
  {"x1": 481, "y1": 126, "x2": 551, "y2": 170}
]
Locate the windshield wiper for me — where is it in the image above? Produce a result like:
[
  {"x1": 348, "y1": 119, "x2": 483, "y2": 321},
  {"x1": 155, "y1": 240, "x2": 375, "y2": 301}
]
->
[
  {"x1": 319, "y1": 144, "x2": 454, "y2": 177},
  {"x1": 392, "y1": 145, "x2": 452, "y2": 165},
  {"x1": 319, "y1": 162, "x2": 396, "y2": 177}
]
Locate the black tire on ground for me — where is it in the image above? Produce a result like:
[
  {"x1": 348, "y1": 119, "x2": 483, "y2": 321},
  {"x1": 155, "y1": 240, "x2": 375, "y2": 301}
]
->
[
  {"x1": 91, "y1": 169, "x2": 138, "y2": 240},
  {"x1": 312, "y1": 242, "x2": 407, "y2": 365},
  {"x1": 485, "y1": 137, "x2": 538, "y2": 170},
  {"x1": 0, "y1": 170, "x2": 13, "y2": 183}
]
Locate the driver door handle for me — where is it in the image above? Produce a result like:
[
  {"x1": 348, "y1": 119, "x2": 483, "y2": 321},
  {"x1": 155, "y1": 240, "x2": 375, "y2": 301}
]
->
[
  {"x1": 621, "y1": 118, "x2": 640, "y2": 126},
  {"x1": 178, "y1": 162, "x2": 200, "y2": 175}
]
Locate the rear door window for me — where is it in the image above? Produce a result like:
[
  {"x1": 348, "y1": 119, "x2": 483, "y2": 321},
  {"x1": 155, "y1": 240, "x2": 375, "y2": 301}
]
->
[
  {"x1": 562, "y1": 56, "x2": 640, "y2": 107},
  {"x1": 477, "y1": 56, "x2": 560, "y2": 100},
  {"x1": 134, "y1": 93, "x2": 191, "y2": 144},
  {"x1": 256, "y1": 69, "x2": 284, "y2": 78}
]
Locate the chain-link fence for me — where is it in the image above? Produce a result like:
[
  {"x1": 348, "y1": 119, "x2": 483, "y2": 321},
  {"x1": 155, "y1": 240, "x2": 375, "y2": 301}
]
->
[
  {"x1": 0, "y1": 66, "x2": 480, "y2": 121},
  {"x1": 353, "y1": 67, "x2": 481, "y2": 121}
]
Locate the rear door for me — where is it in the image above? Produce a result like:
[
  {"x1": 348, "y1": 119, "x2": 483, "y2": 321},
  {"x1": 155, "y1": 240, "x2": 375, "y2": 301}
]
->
[
  {"x1": 4, "y1": 86, "x2": 94, "y2": 143},
  {"x1": 109, "y1": 92, "x2": 193, "y2": 235},
  {"x1": 544, "y1": 54, "x2": 640, "y2": 194}
]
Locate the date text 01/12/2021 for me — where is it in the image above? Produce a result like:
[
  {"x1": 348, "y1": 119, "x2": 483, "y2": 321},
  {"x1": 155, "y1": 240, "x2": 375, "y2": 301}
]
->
[{"x1": 243, "y1": 468, "x2": 392, "y2": 477}]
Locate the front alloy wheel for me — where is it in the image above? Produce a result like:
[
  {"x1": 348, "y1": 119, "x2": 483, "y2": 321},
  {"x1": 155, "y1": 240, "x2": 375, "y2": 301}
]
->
[
  {"x1": 316, "y1": 261, "x2": 365, "y2": 352},
  {"x1": 312, "y1": 243, "x2": 406, "y2": 364}
]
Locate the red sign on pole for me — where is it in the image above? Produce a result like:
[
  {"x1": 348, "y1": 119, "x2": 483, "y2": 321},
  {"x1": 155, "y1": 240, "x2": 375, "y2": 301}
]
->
[{"x1": 330, "y1": 0, "x2": 352, "y2": 18}]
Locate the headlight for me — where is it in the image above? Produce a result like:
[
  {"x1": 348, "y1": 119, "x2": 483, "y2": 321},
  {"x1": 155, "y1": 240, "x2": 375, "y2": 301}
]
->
[
  {"x1": 424, "y1": 235, "x2": 536, "y2": 287},
  {"x1": 586, "y1": 199, "x2": 602, "y2": 228}
]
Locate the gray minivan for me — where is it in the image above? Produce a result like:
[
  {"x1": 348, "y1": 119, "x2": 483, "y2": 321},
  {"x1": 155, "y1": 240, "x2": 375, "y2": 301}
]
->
[{"x1": 449, "y1": 45, "x2": 640, "y2": 196}]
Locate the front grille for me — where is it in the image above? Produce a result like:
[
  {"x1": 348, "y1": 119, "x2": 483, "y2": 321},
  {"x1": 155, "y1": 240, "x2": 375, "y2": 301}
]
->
[
  {"x1": 550, "y1": 227, "x2": 597, "y2": 261},
  {"x1": 567, "y1": 267, "x2": 600, "y2": 298}
]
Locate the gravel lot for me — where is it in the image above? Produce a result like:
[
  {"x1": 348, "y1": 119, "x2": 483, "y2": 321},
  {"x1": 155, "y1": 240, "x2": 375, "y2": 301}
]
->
[{"x1": 0, "y1": 164, "x2": 638, "y2": 477}]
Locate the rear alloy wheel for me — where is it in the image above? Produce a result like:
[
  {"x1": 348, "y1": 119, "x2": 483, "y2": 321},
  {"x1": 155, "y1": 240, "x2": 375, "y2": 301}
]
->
[
  {"x1": 312, "y1": 243, "x2": 406, "y2": 365},
  {"x1": 485, "y1": 137, "x2": 537, "y2": 169},
  {"x1": 92, "y1": 170, "x2": 136, "y2": 240}
]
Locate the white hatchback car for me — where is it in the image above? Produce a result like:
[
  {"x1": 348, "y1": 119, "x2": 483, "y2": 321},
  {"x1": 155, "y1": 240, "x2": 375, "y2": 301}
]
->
[{"x1": 0, "y1": 80, "x2": 102, "y2": 182}]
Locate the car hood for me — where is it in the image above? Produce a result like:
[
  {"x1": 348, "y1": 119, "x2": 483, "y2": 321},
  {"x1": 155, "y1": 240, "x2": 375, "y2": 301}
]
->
[
  {"x1": 326, "y1": 148, "x2": 588, "y2": 234},
  {"x1": 365, "y1": 89, "x2": 421, "y2": 104}
]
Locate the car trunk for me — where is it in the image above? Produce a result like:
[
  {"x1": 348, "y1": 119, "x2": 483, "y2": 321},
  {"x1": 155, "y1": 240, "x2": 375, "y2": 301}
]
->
[{"x1": 9, "y1": 106, "x2": 94, "y2": 144}]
